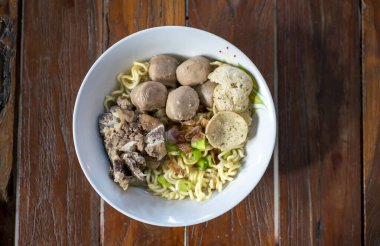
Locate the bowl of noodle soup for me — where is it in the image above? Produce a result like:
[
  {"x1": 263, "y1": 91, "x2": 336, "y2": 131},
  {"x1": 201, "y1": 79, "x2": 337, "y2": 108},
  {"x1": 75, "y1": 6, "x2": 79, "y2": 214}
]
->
[{"x1": 73, "y1": 26, "x2": 276, "y2": 226}]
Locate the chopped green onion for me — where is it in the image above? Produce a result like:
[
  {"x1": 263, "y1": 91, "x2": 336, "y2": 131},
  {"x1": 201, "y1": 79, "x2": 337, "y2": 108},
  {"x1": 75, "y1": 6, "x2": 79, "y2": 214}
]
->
[
  {"x1": 222, "y1": 151, "x2": 231, "y2": 159},
  {"x1": 191, "y1": 137, "x2": 206, "y2": 150},
  {"x1": 191, "y1": 149, "x2": 202, "y2": 162},
  {"x1": 206, "y1": 155, "x2": 213, "y2": 166},
  {"x1": 178, "y1": 180, "x2": 192, "y2": 192},
  {"x1": 157, "y1": 176, "x2": 171, "y2": 188},
  {"x1": 197, "y1": 158, "x2": 207, "y2": 171},
  {"x1": 179, "y1": 151, "x2": 185, "y2": 157},
  {"x1": 166, "y1": 143, "x2": 178, "y2": 152}
]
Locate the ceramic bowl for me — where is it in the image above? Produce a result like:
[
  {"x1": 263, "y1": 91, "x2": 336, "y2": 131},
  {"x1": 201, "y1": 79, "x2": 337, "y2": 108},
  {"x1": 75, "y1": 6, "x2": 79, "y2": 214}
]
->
[{"x1": 73, "y1": 26, "x2": 276, "y2": 226}]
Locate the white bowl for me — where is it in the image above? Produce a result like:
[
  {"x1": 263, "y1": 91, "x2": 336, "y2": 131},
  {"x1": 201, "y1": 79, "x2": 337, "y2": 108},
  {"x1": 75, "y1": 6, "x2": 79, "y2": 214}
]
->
[{"x1": 73, "y1": 26, "x2": 276, "y2": 227}]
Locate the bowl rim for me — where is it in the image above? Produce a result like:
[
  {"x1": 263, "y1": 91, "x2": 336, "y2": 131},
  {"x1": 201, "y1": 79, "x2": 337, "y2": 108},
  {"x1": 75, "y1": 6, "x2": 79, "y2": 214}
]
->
[{"x1": 73, "y1": 26, "x2": 277, "y2": 227}]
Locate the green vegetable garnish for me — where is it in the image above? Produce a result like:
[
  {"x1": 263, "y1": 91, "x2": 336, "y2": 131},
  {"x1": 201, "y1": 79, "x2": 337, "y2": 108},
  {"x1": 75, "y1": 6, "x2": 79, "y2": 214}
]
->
[
  {"x1": 166, "y1": 143, "x2": 178, "y2": 152},
  {"x1": 191, "y1": 137, "x2": 206, "y2": 150},
  {"x1": 178, "y1": 180, "x2": 192, "y2": 192},
  {"x1": 197, "y1": 158, "x2": 207, "y2": 171},
  {"x1": 179, "y1": 151, "x2": 185, "y2": 157},
  {"x1": 249, "y1": 90, "x2": 265, "y2": 105},
  {"x1": 222, "y1": 151, "x2": 231, "y2": 159},
  {"x1": 157, "y1": 176, "x2": 171, "y2": 188},
  {"x1": 191, "y1": 149, "x2": 202, "y2": 162},
  {"x1": 206, "y1": 155, "x2": 213, "y2": 166}
]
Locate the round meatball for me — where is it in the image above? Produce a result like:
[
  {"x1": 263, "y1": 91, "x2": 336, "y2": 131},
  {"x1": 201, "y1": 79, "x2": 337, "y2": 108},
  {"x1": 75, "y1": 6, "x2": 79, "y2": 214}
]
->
[
  {"x1": 176, "y1": 56, "x2": 211, "y2": 86},
  {"x1": 166, "y1": 86, "x2": 199, "y2": 121},
  {"x1": 194, "y1": 80, "x2": 217, "y2": 108},
  {"x1": 148, "y1": 55, "x2": 179, "y2": 87},
  {"x1": 130, "y1": 81, "x2": 167, "y2": 111}
]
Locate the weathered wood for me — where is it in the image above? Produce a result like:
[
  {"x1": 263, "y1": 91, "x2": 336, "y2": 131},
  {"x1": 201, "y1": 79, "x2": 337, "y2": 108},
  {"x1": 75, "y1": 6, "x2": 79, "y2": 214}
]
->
[
  {"x1": 363, "y1": 0, "x2": 380, "y2": 245},
  {"x1": 17, "y1": 0, "x2": 103, "y2": 244},
  {"x1": 278, "y1": 0, "x2": 361, "y2": 244},
  {"x1": 0, "y1": 0, "x2": 18, "y2": 245},
  {"x1": 187, "y1": 1, "x2": 275, "y2": 245},
  {"x1": 102, "y1": 1, "x2": 185, "y2": 245}
]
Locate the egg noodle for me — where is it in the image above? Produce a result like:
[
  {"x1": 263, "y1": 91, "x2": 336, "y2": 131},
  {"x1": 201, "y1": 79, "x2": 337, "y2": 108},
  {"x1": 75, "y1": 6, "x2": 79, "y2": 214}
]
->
[
  {"x1": 104, "y1": 62, "x2": 149, "y2": 111},
  {"x1": 147, "y1": 146, "x2": 245, "y2": 201},
  {"x1": 103, "y1": 60, "x2": 250, "y2": 202}
]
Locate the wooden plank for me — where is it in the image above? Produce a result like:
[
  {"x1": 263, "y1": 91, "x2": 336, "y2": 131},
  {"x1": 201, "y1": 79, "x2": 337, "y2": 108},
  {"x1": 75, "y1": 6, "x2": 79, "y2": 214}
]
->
[
  {"x1": 187, "y1": 1, "x2": 275, "y2": 245},
  {"x1": 278, "y1": 0, "x2": 361, "y2": 244},
  {"x1": 17, "y1": 0, "x2": 103, "y2": 244},
  {"x1": 102, "y1": 1, "x2": 186, "y2": 245},
  {"x1": 0, "y1": 0, "x2": 18, "y2": 245},
  {"x1": 363, "y1": 0, "x2": 380, "y2": 245}
]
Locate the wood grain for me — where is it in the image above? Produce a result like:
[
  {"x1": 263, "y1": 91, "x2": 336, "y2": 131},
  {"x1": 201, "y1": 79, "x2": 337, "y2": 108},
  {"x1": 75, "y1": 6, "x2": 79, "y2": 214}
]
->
[
  {"x1": 17, "y1": 0, "x2": 103, "y2": 244},
  {"x1": 278, "y1": 0, "x2": 361, "y2": 244},
  {"x1": 102, "y1": 1, "x2": 185, "y2": 245},
  {"x1": 0, "y1": 0, "x2": 18, "y2": 245},
  {"x1": 363, "y1": 0, "x2": 380, "y2": 245},
  {"x1": 187, "y1": 1, "x2": 275, "y2": 245}
]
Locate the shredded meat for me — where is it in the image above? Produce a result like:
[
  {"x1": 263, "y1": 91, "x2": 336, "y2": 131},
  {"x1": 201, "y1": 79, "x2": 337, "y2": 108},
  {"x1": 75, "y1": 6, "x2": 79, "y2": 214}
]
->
[
  {"x1": 167, "y1": 161, "x2": 185, "y2": 176},
  {"x1": 146, "y1": 157, "x2": 162, "y2": 170},
  {"x1": 181, "y1": 119, "x2": 196, "y2": 126},
  {"x1": 199, "y1": 118, "x2": 209, "y2": 128},
  {"x1": 178, "y1": 143, "x2": 192, "y2": 154},
  {"x1": 139, "y1": 114, "x2": 161, "y2": 132},
  {"x1": 177, "y1": 126, "x2": 202, "y2": 142},
  {"x1": 99, "y1": 100, "x2": 167, "y2": 190},
  {"x1": 122, "y1": 152, "x2": 146, "y2": 181},
  {"x1": 117, "y1": 95, "x2": 134, "y2": 110},
  {"x1": 144, "y1": 125, "x2": 167, "y2": 160},
  {"x1": 191, "y1": 132, "x2": 205, "y2": 142},
  {"x1": 210, "y1": 149, "x2": 220, "y2": 165}
]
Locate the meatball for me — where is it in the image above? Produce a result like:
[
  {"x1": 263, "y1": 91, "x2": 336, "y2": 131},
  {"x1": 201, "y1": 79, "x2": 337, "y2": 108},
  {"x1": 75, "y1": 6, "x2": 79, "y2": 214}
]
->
[
  {"x1": 130, "y1": 81, "x2": 167, "y2": 111},
  {"x1": 148, "y1": 55, "x2": 179, "y2": 87},
  {"x1": 176, "y1": 56, "x2": 211, "y2": 86},
  {"x1": 166, "y1": 86, "x2": 199, "y2": 121},
  {"x1": 194, "y1": 80, "x2": 217, "y2": 108}
]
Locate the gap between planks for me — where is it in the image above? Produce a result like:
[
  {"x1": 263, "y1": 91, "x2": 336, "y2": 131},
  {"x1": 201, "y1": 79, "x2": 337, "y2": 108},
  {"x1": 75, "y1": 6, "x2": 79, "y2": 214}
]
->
[{"x1": 14, "y1": 0, "x2": 25, "y2": 243}]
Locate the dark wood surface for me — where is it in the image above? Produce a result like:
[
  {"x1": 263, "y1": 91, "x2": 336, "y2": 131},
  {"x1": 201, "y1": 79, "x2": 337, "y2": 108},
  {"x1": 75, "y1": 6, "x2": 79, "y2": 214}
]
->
[
  {"x1": 0, "y1": 1, "x2": 18, "y2": 245},
  {"x1": 363, "y1": 0, "x2": 380, "y2": 245},
  {"x1": 277, "y1": 0, "x2": 362, "y2": 244},
  {"x1": 0, "y1": 0, "x2": 378, "y2": 245},
  {"x1": 17, "y1": 0, "x2": 102, "y2": 244}
]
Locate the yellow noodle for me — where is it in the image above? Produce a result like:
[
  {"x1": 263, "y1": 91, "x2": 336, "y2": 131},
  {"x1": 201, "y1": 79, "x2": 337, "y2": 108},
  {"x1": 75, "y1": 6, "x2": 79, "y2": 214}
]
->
[
  {"x1": 146, "y1": 146, "x2": 245, "y2": 201},
  {"x1": 103, "y1": 62, "x2": 149, "y2": 111}
]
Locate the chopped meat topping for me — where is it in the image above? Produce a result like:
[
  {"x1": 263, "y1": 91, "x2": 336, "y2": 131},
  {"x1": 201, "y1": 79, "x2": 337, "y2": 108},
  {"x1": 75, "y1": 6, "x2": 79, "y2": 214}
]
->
[
  {"x1": 117, "y1": 95, "x2": 134, "y2": 110},
  {"x1": 144, "y1": 125, "x2": 167, "y2": 160},
  {"x1": 99, "y1": 103, "x2": 167, "y2": 190},
  {"x1": 145, "y1": 125, "x2": 165, "y2": 144},
  {"x1": 122, "y1": 152, "x2": 146, "y2": 181},
  {"x1": 146, "y1": 157, "x2": 162, "y2": 170},
  {"x1": 178, "y1": 143, "x2": 192, "y2": 154},
  {"x1": 139, "y1": 114, "x2": 161, "y2": 132}
]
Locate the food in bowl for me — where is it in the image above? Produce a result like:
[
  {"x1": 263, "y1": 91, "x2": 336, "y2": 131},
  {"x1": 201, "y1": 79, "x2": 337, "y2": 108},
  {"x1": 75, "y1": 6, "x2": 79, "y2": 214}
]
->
[{"x1": 99, "y1": 55, "x2": 261, "y2": 202}]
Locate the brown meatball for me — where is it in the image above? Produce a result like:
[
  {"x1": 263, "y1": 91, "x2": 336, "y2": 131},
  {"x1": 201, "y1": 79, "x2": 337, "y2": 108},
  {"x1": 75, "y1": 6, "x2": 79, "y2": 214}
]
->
[
  {"x1": 148, "y1": 55, "x2": 179, "y2": 87},
  {"x1": 194, "y1": 80, "x2": 217, "y2": 108},
  {"x1": 176, "y1": 56, "x2": 211, "y2": 86},
  {"x1": 130, "y1": 81, "x2": 167, "y2": 111},
  {"x1": 166, "y1": 86, "x2": 199, "y2": 121}
]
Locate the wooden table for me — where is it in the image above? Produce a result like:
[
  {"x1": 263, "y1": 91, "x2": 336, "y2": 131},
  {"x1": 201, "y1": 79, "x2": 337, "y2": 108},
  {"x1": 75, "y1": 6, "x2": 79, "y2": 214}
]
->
[{"x1": 0, "y1": 0, "x2": 379, "y2": 245}]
